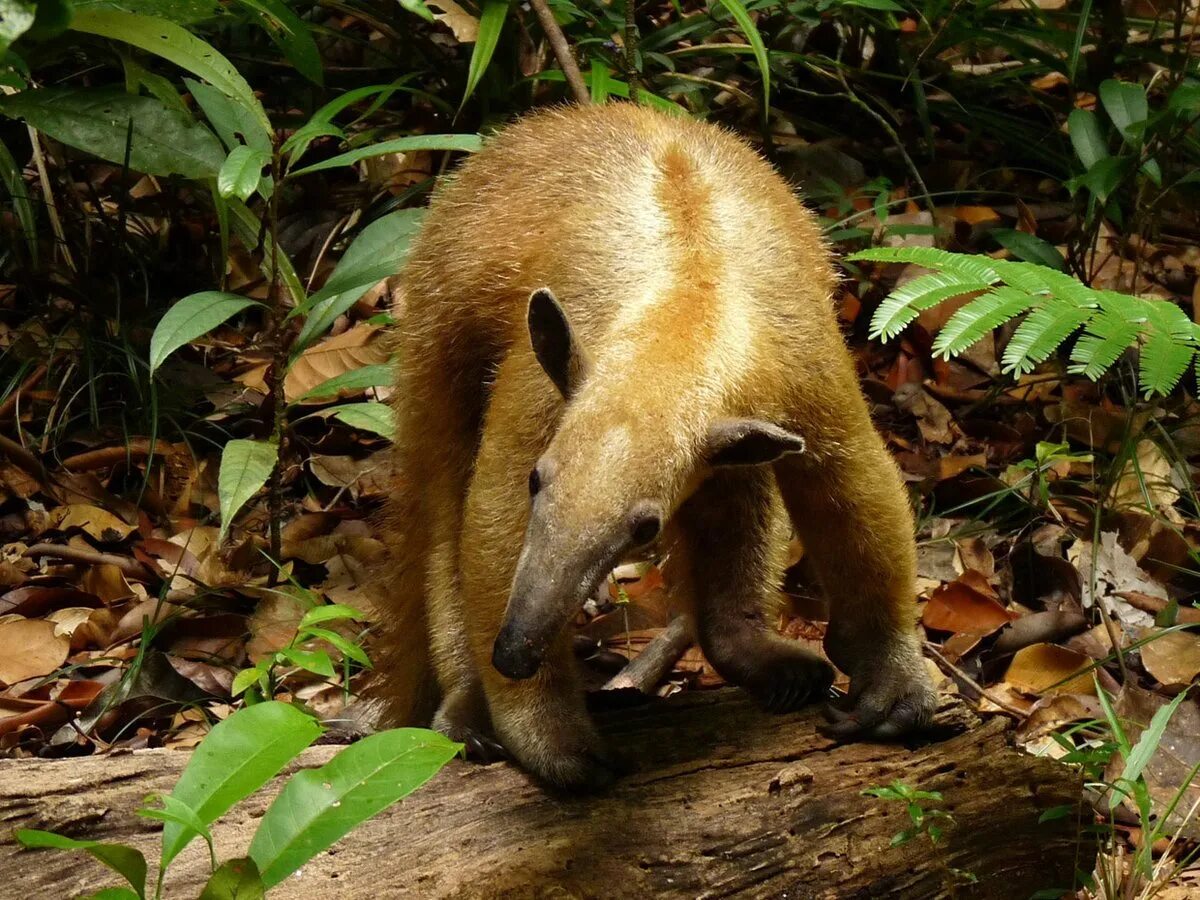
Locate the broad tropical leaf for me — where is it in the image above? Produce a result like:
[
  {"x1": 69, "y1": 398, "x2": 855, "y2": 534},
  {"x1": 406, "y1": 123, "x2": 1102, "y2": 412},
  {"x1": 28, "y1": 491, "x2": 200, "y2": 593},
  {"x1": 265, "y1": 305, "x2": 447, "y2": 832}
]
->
[
  {"x1": 150, "y1": 291, "x2": 260, "y2": 375},
  {"x1": 218, "y1": 438, "x2": 279, "y2": 541}
]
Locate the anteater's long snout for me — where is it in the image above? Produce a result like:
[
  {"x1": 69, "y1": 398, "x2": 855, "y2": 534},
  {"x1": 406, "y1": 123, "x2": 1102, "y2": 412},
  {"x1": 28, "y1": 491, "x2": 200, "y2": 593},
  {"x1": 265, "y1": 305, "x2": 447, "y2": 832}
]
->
[{"x1": 491, "y1": 616, "x2": 546, "y2": 680}]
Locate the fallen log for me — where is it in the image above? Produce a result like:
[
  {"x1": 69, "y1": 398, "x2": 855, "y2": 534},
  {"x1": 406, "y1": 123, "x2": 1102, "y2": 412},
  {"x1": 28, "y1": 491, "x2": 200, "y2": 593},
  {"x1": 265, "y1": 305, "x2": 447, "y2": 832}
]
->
[{"x1": 0, "y1": 690, "x2": 1088, "y2": 899}]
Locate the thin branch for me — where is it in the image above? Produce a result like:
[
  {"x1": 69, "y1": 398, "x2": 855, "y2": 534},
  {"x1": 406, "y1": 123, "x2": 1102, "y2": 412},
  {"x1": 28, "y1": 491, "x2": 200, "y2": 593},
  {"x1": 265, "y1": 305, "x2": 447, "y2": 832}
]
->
[
  {"x1": 624, "y1": 0, "x2": 641, "y2": 104},
  {"x1": 923, "y1": 642, "x2": 1029, "y2": 718},
  {"x1": 24, "y1": 543, "x2": 155, "y2": 581},
  {"x1": 604, "y1": 614, "x2": 694, "y2": 693},
  {"x1": 528, "y1": 0, "x2": 590, "y2": 105}
]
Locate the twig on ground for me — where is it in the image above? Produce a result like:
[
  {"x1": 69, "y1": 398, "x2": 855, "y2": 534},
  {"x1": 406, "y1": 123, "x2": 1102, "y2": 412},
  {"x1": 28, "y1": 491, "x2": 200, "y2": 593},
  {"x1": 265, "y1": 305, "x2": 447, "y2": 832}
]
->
[
  {"x1": 604, "y1": 614, "x2": 694, "y2": 693},
  {"x1": 924, "y1": 641, "x2": 1029, "y2": 718},
  {"x1": 23, "y1": 543, "x2": 155, "y2": 581}
]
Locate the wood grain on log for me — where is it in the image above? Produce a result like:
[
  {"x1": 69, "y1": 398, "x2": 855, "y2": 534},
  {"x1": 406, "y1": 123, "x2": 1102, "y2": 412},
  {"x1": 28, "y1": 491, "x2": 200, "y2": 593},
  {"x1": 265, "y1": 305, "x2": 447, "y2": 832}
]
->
[{"x1": 0, "y1": 691, "x2": 1087, "y2": 899}]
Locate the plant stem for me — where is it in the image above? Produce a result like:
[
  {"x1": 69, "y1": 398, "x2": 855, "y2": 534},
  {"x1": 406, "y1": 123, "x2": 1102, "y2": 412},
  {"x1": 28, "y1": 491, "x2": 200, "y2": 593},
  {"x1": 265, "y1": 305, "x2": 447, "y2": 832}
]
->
[
  {"x1": 266, "y1": 147, "x2": 286, "y2": 568},
  {"x1": 529, "y1": 0, "x2": 590, "y2": 104},
  {"x1": 625, "y1": 0, "x2": 641, "y2": 103}
]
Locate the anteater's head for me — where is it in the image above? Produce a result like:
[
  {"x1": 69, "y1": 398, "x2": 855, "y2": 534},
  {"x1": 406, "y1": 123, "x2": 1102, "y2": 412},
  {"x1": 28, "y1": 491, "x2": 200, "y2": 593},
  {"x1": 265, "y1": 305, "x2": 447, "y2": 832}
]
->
[{"x1": 491, "y1": 288, "x2": 807, "y2": 681}]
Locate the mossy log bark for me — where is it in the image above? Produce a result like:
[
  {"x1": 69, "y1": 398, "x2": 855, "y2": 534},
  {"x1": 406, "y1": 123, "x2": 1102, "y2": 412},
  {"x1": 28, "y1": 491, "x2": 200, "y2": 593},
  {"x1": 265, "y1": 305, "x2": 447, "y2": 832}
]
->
[{"x1": 0, "y1": 691, "x2": 1087, "y2": 899}]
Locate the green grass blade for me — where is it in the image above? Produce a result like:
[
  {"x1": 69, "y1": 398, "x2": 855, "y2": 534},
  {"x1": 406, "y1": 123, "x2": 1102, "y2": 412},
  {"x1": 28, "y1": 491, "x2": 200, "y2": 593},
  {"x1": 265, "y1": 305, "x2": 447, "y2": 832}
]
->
[
  {"x1": 712, "y1": 0, "x2": 769, "y2": 113},
  {"x1": 461, "y1": 0, "x2": 508, "y2": 110}
]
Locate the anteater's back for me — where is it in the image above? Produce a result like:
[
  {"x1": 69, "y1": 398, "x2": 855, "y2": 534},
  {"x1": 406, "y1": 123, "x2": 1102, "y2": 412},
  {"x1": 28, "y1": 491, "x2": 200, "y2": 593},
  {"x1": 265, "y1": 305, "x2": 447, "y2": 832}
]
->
[{"x1": 398, "y1": 103, "x2": 836, "y2": 368}]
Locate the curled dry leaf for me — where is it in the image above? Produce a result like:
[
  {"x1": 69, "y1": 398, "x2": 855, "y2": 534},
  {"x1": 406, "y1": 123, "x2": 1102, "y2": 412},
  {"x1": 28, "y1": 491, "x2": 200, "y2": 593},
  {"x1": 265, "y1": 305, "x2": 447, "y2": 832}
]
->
[
  {"x1": 1069, "y1": 532, "x2": 1166, "y2": 629},
  {"x1": 427, "y1": 0, "x2": 479, "y2": 41},
  {"x1": 1015, "y1": 693, "x2": 1102, "y2": 745},
  {"x1": 0, "y1": 619, "x2": 69, "y2": 686},
  {"x1": 1003, "y1": 643, "x2": 1095, "y2": 696}
]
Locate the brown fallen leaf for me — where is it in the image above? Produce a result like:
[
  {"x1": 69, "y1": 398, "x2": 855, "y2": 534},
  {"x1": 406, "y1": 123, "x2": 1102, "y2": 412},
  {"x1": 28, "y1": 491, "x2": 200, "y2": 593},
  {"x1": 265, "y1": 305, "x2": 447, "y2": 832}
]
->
[
  {"x1": 44, "y1": 504, "x2": 136, "y2": 542},
  {"x1": 284, "y1": 323, "x2": 389, "y2": 403},
  {"x1": 1140, "y1": 628, "x2": 1200, "y2": 688},
  {"x1": 1004, "y1": 643, "x2": 1096, "y2": 696},
  {"x1": 922, "y1": 576, "x2": 1016, "y2": 636},
  {"x1": 0, "y1": 619, "x2": 69, "y2": 686}
]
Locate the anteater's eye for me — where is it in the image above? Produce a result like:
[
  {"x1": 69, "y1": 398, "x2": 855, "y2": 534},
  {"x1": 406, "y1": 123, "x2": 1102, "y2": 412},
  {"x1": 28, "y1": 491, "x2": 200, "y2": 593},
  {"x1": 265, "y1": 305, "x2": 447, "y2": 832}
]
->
[
  {"x1": 528, "y1": 467, "x2": 541, "y2": 497},
  {"x1": 630, "y1": 514, "x2": 661, "y2": 546}
]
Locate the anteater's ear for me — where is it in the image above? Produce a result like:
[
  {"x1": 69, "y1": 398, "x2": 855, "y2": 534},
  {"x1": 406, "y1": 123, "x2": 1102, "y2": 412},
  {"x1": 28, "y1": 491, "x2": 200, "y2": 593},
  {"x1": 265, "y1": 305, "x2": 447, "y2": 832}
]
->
[
  {"x1": 528, "y1": 288, "x2": 590, "y2": 399},
  {"x1": 705, "y1": 419, "x2": 806, "y2": 467}
]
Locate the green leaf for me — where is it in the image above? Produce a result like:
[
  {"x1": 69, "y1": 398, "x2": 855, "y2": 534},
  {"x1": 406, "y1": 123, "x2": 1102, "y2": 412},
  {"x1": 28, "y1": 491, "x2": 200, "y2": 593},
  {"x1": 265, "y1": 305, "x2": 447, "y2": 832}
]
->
[
  {"x1": 292, "y1": 209, "x2": 425, "y2": 353},
  {"x1": 236, "y1": 0, "x2": 322, "y2": 85},
  {"x1": 200, "y1": 858, "x2": 265, "y2": 900},
  {"x1": 288, "y1": 133, "x2": 482, "y2": 177},
  {"x1": 1069, "y1": 156, "x2": 1130, "y2": 203},
  {"x1": 16, "y1": 830, "x2": 146, "y2": 898},
  {"x1": 589, "y1": 59, "x2": 610, "y2": 104},
  {"x1": 162, "y1": 702, "x2": 322, "y2": 866},
  {"x1": 278, "y1": 646, "x2": 335, "y2": 677},
  {"x1": 73, "y1": 0, "x2": 228, "y2": 25},
  {"x1": 300, "y1": 604, "x2": 365, "y2": 628},
  {"x1": 231, "y1": 662, "x2": 268, "y2": 697},
  {"x1": 992, "y1": 228, "x2": 1066, "y2": 271},
  {"x1": 330, "y1": 402, "x2": 394, "y2": 439},
  {"x1": 712, "y1": 0, "x2": 769, "y2": 113},
  {"x1": 461, "y1": 0, "x2": 507, "y2": 108},
  {"x1": 186, "y1": 77, "x2": 272, "y2": 154},
  {"x1": 1099, "y1": 80, "x2": 1148, "y2": 144},
  {"x1": 1038, "y1": 804, "x2": 1075, "y2": 824},
  {"x1": 218, "y1": 145, "x2": 269, "y2": 200},
  {"x1": 0, "y1": 0, "x2": 36, "y2": 58},
  {"x1": 71, "y1": 8, "x2": 271, "y2": 137},
  {"x1": 248, "y1": 729, "x2": 461, "y2": 887},
  {"x1": 138, "y1": 793, "x2": 214, "y2": 871},
  {"x1": 0, "y1": 134, "x2": 36, "y2": 263},
  {"x1": 1068, "y1": 291, "x2": 1146, "y2": 380},
  {"x1": 226, "y1": 198, "x2": 306, "y2": 306},
  {"x1": 1067, "y1": 108, "x2": 1109, "y2": 169},
  {"x1": 1123, "y1": 690, "x2": 1188, "y2": 785},
  {"x1": 81, "y1": 889, "x2": 141, "y2": 900},
  {"x1": 397, "y1": 0, "x2": 436, "y2": 22},
  {"x1": 217, "y1": 439, "x2": 277, "y2": 541},
  {"x1": 295, "y1": 363, "x2": 392, "y2": 403},
  {"x1": 0, "y1": 86, "x2": 225, "y2": 178},
  {"x1": 301, "y1": 626, "x2": 372, "y2": 666},
  {"x1": 150, "y1": 291, "x2": 259, "y2": 375}
]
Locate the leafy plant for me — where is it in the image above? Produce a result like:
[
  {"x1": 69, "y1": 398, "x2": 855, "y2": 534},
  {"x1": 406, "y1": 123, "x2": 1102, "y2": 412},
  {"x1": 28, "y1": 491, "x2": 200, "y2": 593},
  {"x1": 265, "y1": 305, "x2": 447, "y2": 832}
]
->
[
  {"x1": 16, "y1": 701, "x2": 460, "y2": 898},
  {"x1": 850, "y1": 246, "x2": 1200, "y2": 398}
]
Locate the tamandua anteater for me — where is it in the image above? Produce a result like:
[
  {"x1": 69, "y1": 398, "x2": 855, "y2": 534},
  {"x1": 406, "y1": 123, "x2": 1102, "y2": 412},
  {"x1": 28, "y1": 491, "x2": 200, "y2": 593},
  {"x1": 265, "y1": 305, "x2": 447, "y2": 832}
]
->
[{"x1": 373, "y1": 102, "x2": 935, "y2": 790}]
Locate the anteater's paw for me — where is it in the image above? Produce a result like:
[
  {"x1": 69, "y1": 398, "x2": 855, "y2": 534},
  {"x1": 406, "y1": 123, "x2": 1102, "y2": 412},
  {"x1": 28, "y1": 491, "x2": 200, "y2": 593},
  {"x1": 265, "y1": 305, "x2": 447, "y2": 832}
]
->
[
  {"x1": 820, "y1": 634, "x2": 936, "y2": 741},
  {"x1": 525, "y1": 739, "x2": 630, "y2": 793},
  {"x1": 740, "y1": 643, "x2": 835, "y2": 714}
]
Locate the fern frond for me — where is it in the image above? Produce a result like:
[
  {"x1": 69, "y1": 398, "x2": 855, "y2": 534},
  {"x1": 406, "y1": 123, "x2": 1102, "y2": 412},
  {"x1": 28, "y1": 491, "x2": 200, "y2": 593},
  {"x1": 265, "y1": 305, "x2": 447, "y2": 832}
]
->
[
  {"x1": 849, "y1": 246, "x2": 1003, "y2": 283},
  {"x1": 854, "y1": 249, "x2": 1197, "y2": 397},
  {"x1": 1140, "y1": 301, "x2": 1196, "y2": 396},
  {"x1": 1001, "y1": 296, "x2": 1095, "y2": 375},
  {"x1": 869, "y1": 272, "x2": 995, "y2": 341},
  {"x1": 932, "y1": 286, "x2": 1038, "y2": 359},
  {"x1": 1068, "y1": 291, "x2": 1148, "y2": 379}
]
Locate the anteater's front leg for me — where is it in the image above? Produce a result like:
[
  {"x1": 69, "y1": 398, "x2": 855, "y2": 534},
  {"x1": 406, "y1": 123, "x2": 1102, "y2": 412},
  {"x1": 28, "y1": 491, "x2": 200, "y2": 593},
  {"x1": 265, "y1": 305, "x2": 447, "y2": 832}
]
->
[
  {"x1": 459, "y1": 360, "x2": 620, "y2": 792},
  {"x1": 674, "y1": 468, "x2": 834, "y2": 712},
  {"x1": 773, "y1": 422, "x2": 936, "y2": 739}
]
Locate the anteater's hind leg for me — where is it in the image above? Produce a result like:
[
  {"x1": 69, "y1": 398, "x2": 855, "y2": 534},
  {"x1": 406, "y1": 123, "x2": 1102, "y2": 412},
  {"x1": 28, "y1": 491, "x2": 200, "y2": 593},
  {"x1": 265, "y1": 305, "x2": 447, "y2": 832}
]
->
[{"x1": 674, "y1": 467, "x2": 834, "y2": 712}]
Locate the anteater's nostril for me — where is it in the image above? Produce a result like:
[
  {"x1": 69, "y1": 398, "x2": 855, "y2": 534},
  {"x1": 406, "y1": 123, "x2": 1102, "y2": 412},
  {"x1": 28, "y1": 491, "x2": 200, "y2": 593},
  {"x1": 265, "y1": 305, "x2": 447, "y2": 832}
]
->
[{"x1": 492, "y1": 626, "x2": 543, "y2": 680}]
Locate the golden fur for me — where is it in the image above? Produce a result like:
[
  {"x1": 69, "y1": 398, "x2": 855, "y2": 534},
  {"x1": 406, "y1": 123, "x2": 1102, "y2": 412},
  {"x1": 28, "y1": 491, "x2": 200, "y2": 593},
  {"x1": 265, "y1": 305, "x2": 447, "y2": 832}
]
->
[{"x1": 373, "y1": 103, "x2": 934, "y2": 789}]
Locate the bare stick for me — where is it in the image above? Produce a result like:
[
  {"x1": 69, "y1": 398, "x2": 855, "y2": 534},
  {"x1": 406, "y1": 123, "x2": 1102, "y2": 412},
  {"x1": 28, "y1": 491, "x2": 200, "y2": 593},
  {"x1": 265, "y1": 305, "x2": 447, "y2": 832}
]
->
[
  {"x1": 24, "y1": 543, "x2": 155, "y2": 581},
  {"x1": 624, "y1": 0, "x2": 641, "y2": 104},
  {"x1": 923, "y1": 642, "x2": 1028, "y2": 718},
  {"x1": 604, "y1": 614, "x2": 694, "y2": 693},
  {"x1": 528, "y1": 0, "x2": 590, "y2": 105}
]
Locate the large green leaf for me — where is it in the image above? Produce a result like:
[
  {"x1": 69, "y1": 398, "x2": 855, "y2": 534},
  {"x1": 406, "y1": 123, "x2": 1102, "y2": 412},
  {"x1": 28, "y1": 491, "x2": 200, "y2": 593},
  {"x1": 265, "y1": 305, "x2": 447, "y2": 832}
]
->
[
  {"x1": 162, "y1": 702, "x2": 322, "y2": 866},
  {"x1": 186, "y1": 77, "x2": 272, "y2": 154},
  {"x1": 1067, "y1": 108, "x2": 1109, "y2": 169},
  {"x1": 226, "y1": 198, "x2": 306, "y2": 306},
  {"x1": 16, "y1": 831, "x2": 146, "y2": 898},
  {"x1": 217, "y1": 438, "x2": 279, "y2": 541},
  {"x1": 0, "y1": 86, "x2": 224, "y2": 178},
  {"x1": 150, "y1": 291, "x2": 259, "y2": 375},
  {"x1": 712, "y1": 0, "x2": 769, "y2": 113},
  {"x1": 1001, "y1": 296, "x2": 1094, "y2": 375},
  {"x1": 73, "y1": 0, "x2": 228, "y2": 26},
  {"x1": 1099, "y1": 79, "x2": 1149, "y2": 144},
  {"x1": 292, "y1": 209, "x2": 425, "y2": 353},
  {"x1": 71, "y1": 7, "x2": 271, "y2": 137},
  {"x1": 932, "y1": 285, "x2": 1038, "y2": 359},
  {"x1": 248, "y1": 729, "x2": 460, "y2": 887},
  {"x1": 236, "y1": 0, "x2": 322, "y2": 85},
  {"x1": 1139, "y1": 300, "x2": 1195, "y2": 397},
  {"x1": 288, "y1": 133, "x2": 483, "y2": 177},
  {"x1": 461, "y1": 0, "x2": 507, "y2": 109}
]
